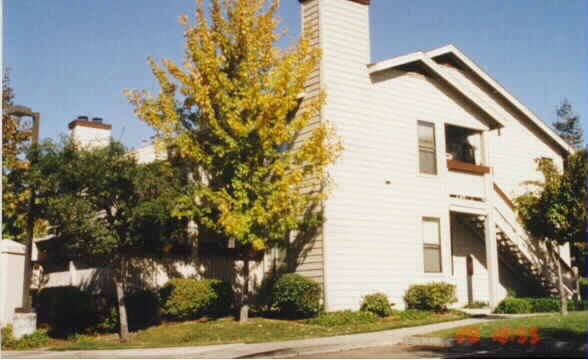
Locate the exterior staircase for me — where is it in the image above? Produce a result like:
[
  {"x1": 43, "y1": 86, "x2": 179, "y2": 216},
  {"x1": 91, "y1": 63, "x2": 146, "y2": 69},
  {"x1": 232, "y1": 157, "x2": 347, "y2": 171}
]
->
[
  {"x1": 459, "y1": 182, "x2": 575, "y2": 298},
  {"x1": 462, "y1": 214, "x2": 561, "y2": 297}
]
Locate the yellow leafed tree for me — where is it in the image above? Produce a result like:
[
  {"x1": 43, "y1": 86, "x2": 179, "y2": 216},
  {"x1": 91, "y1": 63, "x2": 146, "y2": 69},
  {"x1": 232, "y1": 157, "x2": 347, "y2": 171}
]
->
[{"x1": 126, "y1": 0, "x2": 342, "y2": 253}]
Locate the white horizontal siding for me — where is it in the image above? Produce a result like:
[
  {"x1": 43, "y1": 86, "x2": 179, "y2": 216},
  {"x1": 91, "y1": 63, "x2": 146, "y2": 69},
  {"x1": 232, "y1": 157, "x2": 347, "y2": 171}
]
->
[
  {"x1": 320, "y1": 0, "x2": 456, "y2": 311},
  {"x1": 447, "y1": 171, "x2": 486, "y2": 199},
  {"x1": 438, "y1": 65, "x2": 565, "y2": 198}
]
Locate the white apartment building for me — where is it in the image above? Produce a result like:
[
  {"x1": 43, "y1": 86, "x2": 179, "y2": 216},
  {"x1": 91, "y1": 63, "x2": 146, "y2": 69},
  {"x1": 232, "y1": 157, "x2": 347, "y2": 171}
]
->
[{"x1": 34, "y1": 0, "x2": 577, "y2": 312}]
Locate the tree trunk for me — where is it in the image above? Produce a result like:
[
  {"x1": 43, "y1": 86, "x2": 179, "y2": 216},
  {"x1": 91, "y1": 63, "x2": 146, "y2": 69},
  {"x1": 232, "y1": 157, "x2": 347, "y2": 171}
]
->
[
  {"x1": 239, "y1": 258, "x2": 250, "y2": 323},
  {"x1": 551, "y1": 244, "x2": 568, "y2": 315},
  {"x1": 114, "y1": 261, "x2": 129, "y2": 342}
]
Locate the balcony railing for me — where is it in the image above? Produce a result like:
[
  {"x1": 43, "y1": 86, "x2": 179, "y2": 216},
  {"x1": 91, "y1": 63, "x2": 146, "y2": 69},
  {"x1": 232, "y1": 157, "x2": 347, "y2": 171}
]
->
[{"x1": 447, "y1": 159, "x2": 490, "y2": 175}]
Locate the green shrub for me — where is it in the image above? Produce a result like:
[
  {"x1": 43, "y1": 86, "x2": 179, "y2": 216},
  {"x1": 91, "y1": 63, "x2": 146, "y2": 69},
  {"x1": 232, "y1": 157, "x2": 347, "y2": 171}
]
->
[
  {"x1": 271, "y1": 274, "x2": 321, "y2": 319},
  {"x1": 494, "y1": 298, "x2": 533, "y2": 314},
  {"x1": 1, "y1": 325, "x2": 49, "y2": 350},
  {"x1": 13, "y1": 330, "x2": 50, "y2": 350},
  {"x1": 397, "y1": 309, "x2": 432, "y2": 320},
  {"x1": 568, "y1": 299, "x2": 586, "y2": 311},
  {"x1": 36, "y1": 287, "x2": 104, "y2": 336},
  {"x1": 36, "y1": 287, "x2": 162, "y2": 335},
  {"x1": 160, "y1": 279, "x2": 232, "y2": 321},
  {"x1": 1, "y1": 325, "x2": 15, "y2": 349},
  {"x1": 495, "y1": 297, "x2": 586, "y2": 314},
  {"x1": 463, "y1": 301, "x2": 489, "y2": 309},
  {"x1": 526, "y1": 297, "x2": 560, "y2": 312},
  {"x1": 93, "y1": 290, "x2": 162, "y2": 333},
  {"x1": 306, "y1": 310, "x2": 378, "y2": 326},
  {"x1": 360, "y1": 293, "x2": 394, "y2": 317},
  {"x1": 404, "y1": 282, "x2": 457, "y2": 312}
]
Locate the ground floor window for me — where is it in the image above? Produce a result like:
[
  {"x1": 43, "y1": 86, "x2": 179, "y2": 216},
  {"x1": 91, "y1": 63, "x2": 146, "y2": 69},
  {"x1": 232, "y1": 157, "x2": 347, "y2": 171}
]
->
[{"x1": 422, "y1": 217, "x2": 442, "y2": 273}]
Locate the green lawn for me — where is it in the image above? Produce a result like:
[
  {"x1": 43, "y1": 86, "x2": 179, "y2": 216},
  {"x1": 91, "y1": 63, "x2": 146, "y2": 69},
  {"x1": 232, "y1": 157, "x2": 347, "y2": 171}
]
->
[
  {"x1": 49, "y1": 311, "x2": 469, "y2": 351},
  {"x1": 423, "y1": 311, "x2": 588, "y2": 343}
]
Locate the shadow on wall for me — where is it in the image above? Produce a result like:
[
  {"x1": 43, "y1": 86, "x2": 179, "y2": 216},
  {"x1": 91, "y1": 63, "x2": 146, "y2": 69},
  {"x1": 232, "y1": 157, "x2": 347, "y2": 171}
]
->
[
  {"x1": 452, "y1": 213, "x2": 536, "y2": 299},
  {"x1": 454, "y1": 212, "x2": 577, "y2": 299},
  {"x1": 39, "y1": 202, "x2": 324, "y2": 311}
]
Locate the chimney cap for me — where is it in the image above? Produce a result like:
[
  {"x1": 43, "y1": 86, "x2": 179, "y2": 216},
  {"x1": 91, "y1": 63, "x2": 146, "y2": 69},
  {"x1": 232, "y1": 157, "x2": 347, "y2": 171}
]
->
[{"x1": 69, "y1": 117, "x2": 112, "y2": 130}]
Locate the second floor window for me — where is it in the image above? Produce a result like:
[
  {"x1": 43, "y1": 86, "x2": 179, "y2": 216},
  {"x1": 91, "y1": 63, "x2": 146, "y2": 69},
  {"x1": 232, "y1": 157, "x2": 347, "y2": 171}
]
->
[{"x1": 418, "y1": 121, "x2": 437, "y2": 174}]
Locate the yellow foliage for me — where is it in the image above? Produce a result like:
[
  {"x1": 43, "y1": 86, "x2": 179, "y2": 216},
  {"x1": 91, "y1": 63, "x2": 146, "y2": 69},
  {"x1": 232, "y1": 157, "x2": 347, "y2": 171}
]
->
[{"x1": 126, "y1": 0, "x2": 342, "y2": 249}]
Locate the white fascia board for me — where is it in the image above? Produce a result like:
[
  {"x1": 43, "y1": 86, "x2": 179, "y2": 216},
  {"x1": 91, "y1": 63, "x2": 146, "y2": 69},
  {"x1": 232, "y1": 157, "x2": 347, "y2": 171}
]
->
[
  {"x1": 420, "y1": 56, "x2": 506, "y2": 127},
  {"x1": 368, "y1": 51, "x2": 505, "y2": 128},
  {"x1": 427, "y1": 45, "x2": 574, "y2": 155},
  {"x1": 367, "y1": 51, "x2": 426, "y2": 74}
]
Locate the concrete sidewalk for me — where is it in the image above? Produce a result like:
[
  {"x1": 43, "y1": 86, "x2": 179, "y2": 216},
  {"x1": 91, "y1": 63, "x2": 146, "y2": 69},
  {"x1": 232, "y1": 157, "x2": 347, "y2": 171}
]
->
[{"x1": 2, "y1": 317, "x2": 504, "y2": 359}]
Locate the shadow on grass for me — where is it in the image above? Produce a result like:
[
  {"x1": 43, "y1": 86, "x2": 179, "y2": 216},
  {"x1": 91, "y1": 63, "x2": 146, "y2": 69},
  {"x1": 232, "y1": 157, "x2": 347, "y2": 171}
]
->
[{"x1": 410, "y1": 341, "x2": 587, "y2": 359}]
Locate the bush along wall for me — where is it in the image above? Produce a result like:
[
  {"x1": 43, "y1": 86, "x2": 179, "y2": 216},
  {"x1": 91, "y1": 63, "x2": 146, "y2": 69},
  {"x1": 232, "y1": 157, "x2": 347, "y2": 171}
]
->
[
  {"x1": 271, "y1": 274, "x2": 321, "y2": 319},
  {"x1": 404, "y1": 282, "x2": 457, "y2": 312},
  {"x1": 494, "y1": 297, "x2": 586, "y2": 314},
  {"x1": 360, "y1": 293, "x2": 394, "y2": 317},
  {"x1": 159, "y1": 279, "x2": 233, "y2": 321},
  {"x1": 35, "y1": 286, "x2": 161, "y2": 335},
  {"x1": 36, "y1": 287, "x2": 110, "y2": 336}
]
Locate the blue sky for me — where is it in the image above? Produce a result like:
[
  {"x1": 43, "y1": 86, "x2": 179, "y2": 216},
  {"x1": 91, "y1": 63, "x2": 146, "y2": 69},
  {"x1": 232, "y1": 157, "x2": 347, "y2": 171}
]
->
[{"x1": 4, "y1": 0, "x2": 586, "y2": 149}]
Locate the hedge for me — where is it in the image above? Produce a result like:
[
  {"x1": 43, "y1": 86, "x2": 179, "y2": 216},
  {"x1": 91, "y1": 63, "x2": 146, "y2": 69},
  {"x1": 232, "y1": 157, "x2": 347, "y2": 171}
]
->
[
  {"x1": 495, "y1": 297, "x2": 586, "y2": 314},
  {"x1": 494, "y1": 298, "x2": 533, "y2": 314},
  {"x1": 159, "y1": 279, "x2": 233, "y2": 321},
  {"x1": 35, "y1": 287, "x2": 109, "y2": 335},
  {"x1": 404, "y1": 282, "x2": 457, "y2": 312},
  {"x1": 35, "y1": 286, "x2": 161, "y2": 335},
  {"x1": 271, "y1": 274, "x2": 321, "y2": 319}
]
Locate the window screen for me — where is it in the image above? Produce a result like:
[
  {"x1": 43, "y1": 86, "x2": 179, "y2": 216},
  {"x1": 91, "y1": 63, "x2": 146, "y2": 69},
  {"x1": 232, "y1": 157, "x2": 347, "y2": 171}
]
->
[
  {"x1": 423, "y1": 217, "x2": 442, "y2": 273},
  {"x1": 418, "y1": 121, "x2": 437, "y2": 174}
]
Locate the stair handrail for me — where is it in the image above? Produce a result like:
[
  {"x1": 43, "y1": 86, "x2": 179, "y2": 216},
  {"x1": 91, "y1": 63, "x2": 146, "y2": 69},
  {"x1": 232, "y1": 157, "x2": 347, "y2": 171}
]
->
[
  {"x1": 493, "y1": 182, "x2": 576, "y2": 295},
  {"x1": 493, "y1": 205, "x2": 540, "y2": 265},
  {"x1": 492, "y1": 183, "x2": 540, "y2": 264}
]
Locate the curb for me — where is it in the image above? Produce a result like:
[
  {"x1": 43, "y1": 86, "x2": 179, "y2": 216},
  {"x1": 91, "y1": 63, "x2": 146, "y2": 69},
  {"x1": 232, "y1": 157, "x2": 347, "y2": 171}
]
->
[{"x1": 240, "y1": 340, "x2": 406, "y2": 359}]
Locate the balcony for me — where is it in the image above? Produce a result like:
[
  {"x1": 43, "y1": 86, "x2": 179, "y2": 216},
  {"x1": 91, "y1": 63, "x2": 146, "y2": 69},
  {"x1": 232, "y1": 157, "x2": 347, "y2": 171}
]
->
[
  {"x1": 447, "y1": 159, "x2": 490, "y2": 175},
  {"x1": 446, "y1": 124, "x2": 488, "y2": 201}
]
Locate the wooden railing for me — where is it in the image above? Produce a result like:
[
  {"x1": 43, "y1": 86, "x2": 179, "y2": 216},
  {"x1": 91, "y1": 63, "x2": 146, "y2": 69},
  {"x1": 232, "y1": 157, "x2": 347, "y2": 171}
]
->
[
  {"x1": 492, "y1": 183, "x2": 575, "y2": 295},
  {"x1": 493, "y1": 183, "x2": 516, "y2": 210}
]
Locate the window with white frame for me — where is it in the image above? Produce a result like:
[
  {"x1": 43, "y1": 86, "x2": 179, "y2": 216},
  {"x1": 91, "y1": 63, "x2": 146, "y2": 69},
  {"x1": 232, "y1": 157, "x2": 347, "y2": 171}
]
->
[
  {"x1": 422, "y1": 217, "x2": 442, "y2": 273},
  {"x1": 418, "y1": 121, "x2": 437, "y2": 175}
]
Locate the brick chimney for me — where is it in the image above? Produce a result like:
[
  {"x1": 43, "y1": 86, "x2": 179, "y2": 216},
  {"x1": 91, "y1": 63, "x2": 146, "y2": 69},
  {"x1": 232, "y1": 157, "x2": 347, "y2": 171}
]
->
[{"x1": 68, "y1": 115, "x2": 112, "y2": 149}]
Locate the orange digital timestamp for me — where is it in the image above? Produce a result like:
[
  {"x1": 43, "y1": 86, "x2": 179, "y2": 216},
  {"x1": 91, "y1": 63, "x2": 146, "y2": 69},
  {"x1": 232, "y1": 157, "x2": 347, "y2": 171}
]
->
[{"x1": 455, "y1": 327, "x2": 541, "y2": 345}]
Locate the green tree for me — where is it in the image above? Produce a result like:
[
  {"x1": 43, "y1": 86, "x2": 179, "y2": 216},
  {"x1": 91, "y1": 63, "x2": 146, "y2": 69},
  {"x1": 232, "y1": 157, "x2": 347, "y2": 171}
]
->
[
  {"x1": 35, "y1": 140, "x2": 188, "y2": 341},
  {"x1": 553, "y1": 99, "x2": 584, "y2": 149},
  {"x1": 515, "y1": 149, "x2": 587, "y2": 314},
  {"x1": 125, "y1": 0, "x2": 342, "y2": 312}
]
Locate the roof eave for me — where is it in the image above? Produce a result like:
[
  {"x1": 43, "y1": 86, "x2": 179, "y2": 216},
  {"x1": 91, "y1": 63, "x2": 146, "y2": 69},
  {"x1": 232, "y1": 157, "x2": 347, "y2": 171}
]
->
[
  {"x1": 369, "y1": 52, "x2": 506, "y2": 129},
  {"x1": 426, "y1": 45, "x2": 574, "y2": 155}
]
